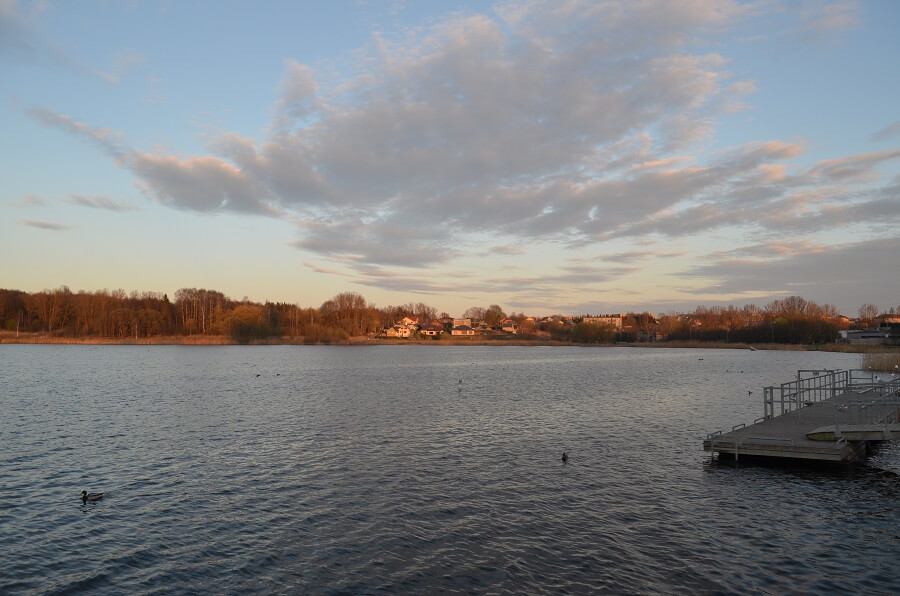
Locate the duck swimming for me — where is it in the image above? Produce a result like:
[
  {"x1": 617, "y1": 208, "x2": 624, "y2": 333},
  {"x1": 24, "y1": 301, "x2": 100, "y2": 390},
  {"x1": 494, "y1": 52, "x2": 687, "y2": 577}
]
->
[
  {"x1": 81, "y1": 491, "x2": 104, "y2": 502},
  {"x1": 561, "y1": 452, "x2": 568, "y2": 463}
]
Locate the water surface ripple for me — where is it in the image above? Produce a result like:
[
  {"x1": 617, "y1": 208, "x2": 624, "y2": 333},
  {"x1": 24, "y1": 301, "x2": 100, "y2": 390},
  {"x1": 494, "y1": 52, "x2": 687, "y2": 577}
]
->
[{"x1": 1, "y1": 345, "x2": 898, "y2": 593}]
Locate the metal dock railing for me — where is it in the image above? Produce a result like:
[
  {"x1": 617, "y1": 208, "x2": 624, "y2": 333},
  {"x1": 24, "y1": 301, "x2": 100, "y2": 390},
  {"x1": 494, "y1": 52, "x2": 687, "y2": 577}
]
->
[
  {"x1": 762, "y1": 369, "x2": 900, "y2": 420},
  {"x1": 705, "y1": 369, "x2": 900, "y2": 463}
]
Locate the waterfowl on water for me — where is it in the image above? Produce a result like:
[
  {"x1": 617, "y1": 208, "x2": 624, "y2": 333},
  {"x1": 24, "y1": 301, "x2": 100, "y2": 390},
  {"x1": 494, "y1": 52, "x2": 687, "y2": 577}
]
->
[
  {"x1": 81, "y1": 491, "x2": 104, "y2": 502},
  {"x1": 561, "y1": 452, "x2": 568, "y2": 463}
]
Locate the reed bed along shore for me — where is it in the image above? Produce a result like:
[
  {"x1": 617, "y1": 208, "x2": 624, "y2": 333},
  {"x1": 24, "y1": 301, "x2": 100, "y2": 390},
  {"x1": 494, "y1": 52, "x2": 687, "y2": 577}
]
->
[
  {"x1": 645, "y1": 340, "x2": 896, "y2": 354},
  {"x1": 861, "y1": 351, "x2": 900, "y2": 372}
]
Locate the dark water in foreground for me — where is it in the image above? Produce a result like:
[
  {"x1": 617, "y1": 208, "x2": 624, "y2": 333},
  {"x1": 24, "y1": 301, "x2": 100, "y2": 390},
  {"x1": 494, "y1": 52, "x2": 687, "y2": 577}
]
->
[{"x1": 1, "y1": 345, "x2": 898, "y2": 594}]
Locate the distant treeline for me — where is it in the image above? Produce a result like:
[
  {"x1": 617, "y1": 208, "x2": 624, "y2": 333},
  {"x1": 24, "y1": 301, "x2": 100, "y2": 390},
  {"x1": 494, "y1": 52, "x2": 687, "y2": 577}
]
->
[
  {"x1": 0, "y1": 287, "x2": 889, "y2": 345},
  {"x1": 624, "y1": 299, "x2": 846, "y2": 345},
  {"x1": 0, "y1": 287, "x2": 439, "y2": 343},
  {"x1": 543, "y1": 298, "x2": 851, "y2": 345}
]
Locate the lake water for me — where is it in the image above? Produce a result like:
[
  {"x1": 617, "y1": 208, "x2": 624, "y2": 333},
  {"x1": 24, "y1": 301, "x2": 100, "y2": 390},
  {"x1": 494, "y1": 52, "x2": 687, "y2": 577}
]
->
[{"x1": 1, "y1": 345, "x2": 898, "y2": 594}]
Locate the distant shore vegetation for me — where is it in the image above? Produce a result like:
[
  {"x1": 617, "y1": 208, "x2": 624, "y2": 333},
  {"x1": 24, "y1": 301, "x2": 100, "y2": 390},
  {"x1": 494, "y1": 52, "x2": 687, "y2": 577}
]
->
[
  {"x1": 1, "y1": 287, "x2": 898, "y2": 350},
  {"x1": 860, "y1": 352, "x2": 900, "y2": 372}
]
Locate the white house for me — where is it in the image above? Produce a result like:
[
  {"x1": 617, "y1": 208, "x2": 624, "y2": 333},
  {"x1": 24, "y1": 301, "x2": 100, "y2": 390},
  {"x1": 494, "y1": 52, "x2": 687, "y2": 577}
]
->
[{"x1": 451, "y1": 325, "x2": 475, "y2": 336}]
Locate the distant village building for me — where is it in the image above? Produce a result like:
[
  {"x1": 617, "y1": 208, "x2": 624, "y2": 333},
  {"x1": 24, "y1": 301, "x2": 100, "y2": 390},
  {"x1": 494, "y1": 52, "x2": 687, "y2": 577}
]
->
[
  {"x1": 582, "y1": 314, "x2": 624, "y2": 330},
  {"x1": 453, "y1": 318, "x2": 472, "y2": 328},
  {"x1": 500, "y1": 319, "x2": 519, "y2": 334},
  {"x1": 384, "y1": 325, "x2": 412, "y2": 338},
  {"x1": 420, "y1": 320, "x2": 445, "y2": 336},
  {"x1": 838, "y1": 329, "x2": 890, "y2": 345},
  {"x1": 451, "y1": 325, "x2": 476, "y2": 336},
  {"x1": 877, "y1": 321, "x2": 900, "y2": 346},
  {"x1": 399, "y1": 316, "x2": 419, "y2": 329}
]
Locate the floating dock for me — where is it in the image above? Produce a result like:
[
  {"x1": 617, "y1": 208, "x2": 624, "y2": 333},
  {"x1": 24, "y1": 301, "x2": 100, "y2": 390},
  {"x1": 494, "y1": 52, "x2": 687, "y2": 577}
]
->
[{"x1": 704, "y1": 369, "x2": 900, "y2": 463}]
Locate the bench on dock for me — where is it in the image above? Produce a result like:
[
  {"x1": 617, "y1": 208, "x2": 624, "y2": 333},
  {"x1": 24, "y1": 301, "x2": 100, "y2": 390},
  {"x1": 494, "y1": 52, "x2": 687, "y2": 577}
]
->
[{"x1": 806, "y1": 423, "x2": 900, "y2": 441}]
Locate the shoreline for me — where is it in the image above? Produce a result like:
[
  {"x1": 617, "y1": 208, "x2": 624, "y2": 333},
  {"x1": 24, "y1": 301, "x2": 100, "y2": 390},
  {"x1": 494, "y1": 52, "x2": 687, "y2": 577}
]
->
[{"x1": 0, "y1": 332, "x2": 893, "y2": 354}]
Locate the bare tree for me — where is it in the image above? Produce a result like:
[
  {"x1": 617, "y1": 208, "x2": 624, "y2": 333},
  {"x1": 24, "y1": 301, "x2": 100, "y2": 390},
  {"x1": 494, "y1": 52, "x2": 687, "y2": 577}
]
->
[
  {"x1": 518, "y1": 317, "x2": 536, "y2": 333},
  {"x1": 462, "y1": 306, "x2": 486, "y2": 321},
  {"x1": 483, "y1": 304, "x2": 506, "y2": 327},
  {"x1": 857, "y1": 304, "x2": 881, "y2": 328},
  {"x1": 321, "y1": 292, "x2": 372, "y2": 336},
  {"x1": 656, "y1": 311, "x2": 682, "y2": 339},
  {"x1": 401, "y1": 302, "x2": 438, "y2": 323}
]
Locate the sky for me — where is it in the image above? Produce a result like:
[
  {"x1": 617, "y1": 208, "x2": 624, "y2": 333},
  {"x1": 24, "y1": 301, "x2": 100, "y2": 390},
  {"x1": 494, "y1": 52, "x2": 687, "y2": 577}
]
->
[{"x1": 1, "y1": 0, "x2": 898, "y2": 317}]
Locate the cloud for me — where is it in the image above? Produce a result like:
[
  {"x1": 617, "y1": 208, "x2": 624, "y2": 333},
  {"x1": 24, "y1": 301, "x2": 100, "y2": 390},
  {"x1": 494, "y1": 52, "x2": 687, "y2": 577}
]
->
[
  {"x1": 799, "y1": 1, "x2": 858, "y2": 33},
  {"x1": 599, "y1": 250, "x2": 684, "y2": 263},
  {"x1": 344, "y1": 261, "x2": 636, "y2": 299},
  {"x1": 142, "y1": 76, "x2": 167, "y2": 105},
  {"x1": 66, "y1": 194, "x2": 137, "y2": 211},
  {"x1": 25, "y1": 0, "x2": 900, "y2": 312},
  {"x1": 292, "y1": 217, "x2": 461, "y2": 267},
  {"x1": 273, "y1": 59, "x2": 320, "y2": 130},
  {"x1": 27, "y1": 107, "x2": 127, "y2": 157},
  {"x1": 25, "y1": 1, "x2": 758, "y2": 245},
  {"x1": 2, "y1": 0, "x2": 152, "y2": 91},
  {"x1": 94, "y1": 50, "x2": 145, "y2": 84},
  {"x1": 9, "y1": 194, "x2": 46, "y2": 207},
  {"x1": 566, "y1": 141, "x2": 900, "y2": 242},
  {"x1": 219, "y1": 1, "x2": 754, "y2": 223},
  {"x1": 0, "y1": 0, "x2": 29, "y2": 53},
  {"x1": 724, "y1": 240, "x2": 830, "y2": 259},
  {"x1": 809, "y1": 149, "x2": 900, "y2": 184},
  {"x1": 209, "y1": 133, "x2": 330, "y2": 207},
  {"x1": 0, "y1": 0, "x2": 118, "y2": 77},
  {"x1": 128, "y1": 152, "x2": 276, "y2": 215},
  {"x1": 26, "y1": 107, "x2": 279, "y2": 215},
  {"x1": 350, "y1": 272, "x2": 464, "y2": 296},
  {"x1": 686, "y1": 236, "x2": 900, "y2": 312},
  {"x1": 303, "y1": 261, "x2": 349, "y2": 276},
  {"x1": 0, "y1": 0, "x2": 56, "y2": 62},
  {"x1": 21, "y1": 219, "x2": 71, "y2": 230},
  {"x1": 871, "y1": 121, "x2": 900, "y2": 142},
  {"x1": 629, "y1": 155, "x2": 694, "y2": 172},
  {"x1": 489, "y1": 244, "x2": 526, "y2": 256}
]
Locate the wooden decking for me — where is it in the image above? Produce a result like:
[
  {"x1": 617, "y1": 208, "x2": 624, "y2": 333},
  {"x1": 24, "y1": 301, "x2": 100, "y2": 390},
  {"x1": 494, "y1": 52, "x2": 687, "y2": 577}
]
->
[{"x1": 704, "y1": 372, "x2": 900, "y2": 463}]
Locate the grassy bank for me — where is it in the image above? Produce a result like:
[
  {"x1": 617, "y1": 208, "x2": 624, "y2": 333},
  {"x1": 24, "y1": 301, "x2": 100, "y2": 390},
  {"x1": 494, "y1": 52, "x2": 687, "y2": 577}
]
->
[
  {"x1": 0, "y1": 333, "x2": 230, "y2": 345},
  {"x1": 356, "y1": 337, "x2": 573, "y2": 346},
  {"x1": 2, "y1": 330, "x2": 897, "y2": 354}
]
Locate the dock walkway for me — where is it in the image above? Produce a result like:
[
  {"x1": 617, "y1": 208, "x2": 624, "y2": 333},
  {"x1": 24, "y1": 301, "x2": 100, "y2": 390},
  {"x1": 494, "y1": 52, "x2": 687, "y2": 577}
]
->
[{"x1": 704, "y1": 370, "x2": 900, "y2": 463}]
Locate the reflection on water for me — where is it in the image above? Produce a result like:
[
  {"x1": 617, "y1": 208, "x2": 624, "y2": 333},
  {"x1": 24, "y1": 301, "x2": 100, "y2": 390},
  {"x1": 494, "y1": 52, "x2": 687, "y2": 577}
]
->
[{"x1": 1, "y1": 345, "x2": 897, "y2": 593}]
